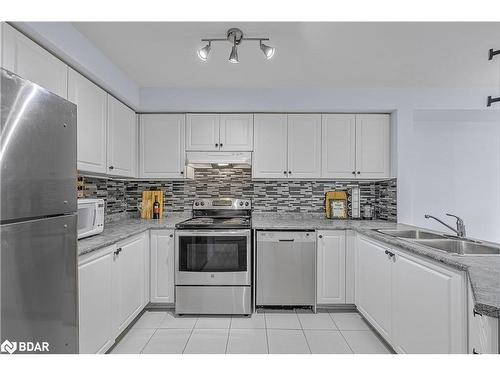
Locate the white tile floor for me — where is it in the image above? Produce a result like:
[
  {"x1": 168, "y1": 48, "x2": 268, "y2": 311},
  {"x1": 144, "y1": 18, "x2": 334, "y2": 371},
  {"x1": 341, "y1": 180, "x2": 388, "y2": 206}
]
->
[{"x1": 110, "y1": 309, "x2": 393, "y2": 354}]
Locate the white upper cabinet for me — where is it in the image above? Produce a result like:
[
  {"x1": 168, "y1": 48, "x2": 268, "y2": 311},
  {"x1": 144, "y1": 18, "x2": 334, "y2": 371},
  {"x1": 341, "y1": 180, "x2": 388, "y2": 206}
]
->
[
  {"x1": 287, "y1": 114, "x2": 321, "y2": 178},
  {"x1": 185, "y1": 114, "x2": 220, "y2": 151},
  {"x1": 219, "y1": 114, "x2": 254, "y2": 151},
  {"x1": 355, "y1": 114, "x2": 390, "y2": 178},
  {"x1": 2, "y1": 23, "x2": 68, "y2": 98},
  {"x1": 68, "y1": 68, "x2": 108, "y2": 174},
  {"x1": 107, "y1": 96, "x2": 137, "y2": 177},
  {"x1": 186, "y1": 113, "x2": 254, "y2": 151},
  {"x1": 139, "y1": 114, "x2": 185, "y2": 179},
  {"x1": 322, "y1": 114, "x2": 356, "y2": 178},
  {"x1": 317, "y1": 230, "x2": 346, "y2": 304},
  {"x1": 253, "y1": 114, "x2": 288, "y2": 179}
]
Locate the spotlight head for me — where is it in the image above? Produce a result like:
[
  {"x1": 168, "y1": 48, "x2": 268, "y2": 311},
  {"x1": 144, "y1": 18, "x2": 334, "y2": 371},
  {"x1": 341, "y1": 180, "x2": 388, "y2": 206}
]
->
[
  {"x1": 260, "y1": 41, "x2": 275, "y2": 59},
  {"x1": 197, "y1": 42, "x2": 211, "y2": 61},
  {"x1": 229, "y1": 44, "x2": 239, "y2": 63}
]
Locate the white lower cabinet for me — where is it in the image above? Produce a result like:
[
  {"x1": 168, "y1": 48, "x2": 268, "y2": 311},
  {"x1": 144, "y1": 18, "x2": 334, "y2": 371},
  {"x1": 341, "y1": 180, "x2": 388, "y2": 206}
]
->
[
  {"x1": 355, "y1": 235, "x2": 393, "y2": 342},
  {"x1": 78, "y1": 233, "x2": 148, "y2": 353},
  {"x1": 316, "y1": 230, "x2": 346, "y2": 304},
  {"x1": 112, "y1": 233, "x2": 147, "y2": 334},
  {"x1": 391, "y1": 250, "x2": 466, "y2": 354},
  {"x1": 150, "y1": 230, "x2": 175, "y2": 303},
  {"x1": 78, "y1": 246, "x2": 115, "y2": 354},
  {"x1": 468, "y1": 284, "x2": 499, "y2": 354},
  {"x1": 355, "y1": 234, "x2": 467, "y2": 353}
]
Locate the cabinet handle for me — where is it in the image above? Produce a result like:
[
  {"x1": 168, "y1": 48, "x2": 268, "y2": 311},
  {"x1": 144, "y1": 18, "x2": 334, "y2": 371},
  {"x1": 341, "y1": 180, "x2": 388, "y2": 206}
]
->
[
  {"x1": 114, "y1": 247, "x2": 122, "y2": 256},
  {"x1": 473, "y1": 309, "x2": 483, "y2": 317},
  {"x1": 180, "y1": 170, "x2": 184, "y2": 175},
  {"x1": 220, "y1": 143, "x2": 223, "y2": 148},
  {"x1": 473, "y1": 349, "x2": 479, "y2": 354},
  {"x1": 283, "y1": 171, "x2": 287, "y2": 175},
  {"x1": 215, "y1": 143, "x2": 219, "y2": 148},
  {"x1": 352, "y1": 171, "x2": 356, "y2": 174},
  {"x1": 169, "y1": 234, "x2": 173, "y2": 238},
  {"x1": 109, "y1": 166, "x2": 114, "y2": 170},
  {"x1": 288, "y1": 171, "x2": 292, "y2": 174},
  {"x1": 357, "y1": 171, "x2": 361, "y2": 174},
  {"x1": 318, "y1": 235, "x2": 323, "y2": 239}
]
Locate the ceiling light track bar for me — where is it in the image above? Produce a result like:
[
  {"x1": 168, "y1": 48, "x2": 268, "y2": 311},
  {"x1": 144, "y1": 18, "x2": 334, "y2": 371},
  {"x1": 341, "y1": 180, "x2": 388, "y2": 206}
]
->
[{"x1": 201, "y1": 38, "x2": 270, "y2": 42}]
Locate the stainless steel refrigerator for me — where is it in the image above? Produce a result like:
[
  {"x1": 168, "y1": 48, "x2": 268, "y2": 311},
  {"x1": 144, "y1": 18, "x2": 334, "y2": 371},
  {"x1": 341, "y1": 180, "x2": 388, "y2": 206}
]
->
[{"x1": 0, "y1": 68, "x2": 78, "y2": 354}]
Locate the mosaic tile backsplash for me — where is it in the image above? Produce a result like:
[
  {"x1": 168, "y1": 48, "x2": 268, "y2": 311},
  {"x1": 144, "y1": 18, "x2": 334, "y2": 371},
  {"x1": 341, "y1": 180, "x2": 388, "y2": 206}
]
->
[{"x1": 79, "y1": 169, "x2": 397, "y2": 221}]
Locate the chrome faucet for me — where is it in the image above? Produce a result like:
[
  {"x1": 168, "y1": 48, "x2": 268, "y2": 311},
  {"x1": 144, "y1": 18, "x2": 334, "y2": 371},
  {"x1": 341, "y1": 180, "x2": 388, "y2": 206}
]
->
[{"x1": 424, "y1": 213, "x2": 466, "y2": 238}]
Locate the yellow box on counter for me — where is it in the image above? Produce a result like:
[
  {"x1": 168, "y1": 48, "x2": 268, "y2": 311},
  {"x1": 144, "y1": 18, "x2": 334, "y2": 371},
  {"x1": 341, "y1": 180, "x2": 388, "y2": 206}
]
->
[{"x1": 325, "y1": 191, "x2": 348, "y2": 219}]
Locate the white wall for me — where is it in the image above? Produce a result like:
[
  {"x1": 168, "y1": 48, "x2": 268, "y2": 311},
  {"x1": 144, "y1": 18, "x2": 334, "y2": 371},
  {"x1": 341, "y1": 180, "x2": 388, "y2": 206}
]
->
[{"x1": 411, "y1": 110, "x2": 500, "y2": 242}]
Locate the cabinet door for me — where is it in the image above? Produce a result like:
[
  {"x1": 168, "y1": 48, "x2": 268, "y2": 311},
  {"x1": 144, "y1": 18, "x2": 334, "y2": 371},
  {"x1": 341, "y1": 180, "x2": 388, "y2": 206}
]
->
[
  {"x1": 150, "y1": 230, "x2": 175, "y2": 303},
  {"x1": 68, "y1": 68, "x2": 108, "y2": 174},
  {"x1": 107, "y1": 95, "x2": 136, "y2": 177},
  {"x1": 253, "y1": 114, "x2": 288, "y2": 179},
  {"x1": 392, "y1": 251, "x2": 467, "y2": 354},
  {"x1": 468, "y1": 285, "x2": 499, "y2": 354},
  {"x1": 317, "y1": 231, "x2": 346, "y2": 304},
  {"x1": 139, "y1": 114, "x2": 185, "y2": 178},
  {"x1": 113, "y1": 234, "x2": 145, "y2": 334},
  {"x1": 321, "y1": 114, "x2": 356, "y2": 178},
  {"x1": 355, "y1": 114, "x2": 390, "y2": 178},
  {"x1": 219, "y1": 114, "x2": 253, "y2": 151},
  {"x1": 287, "y1": 114, "x2": 322, "y2": 178},
  {"x1": 78, "y1": 246, "x2": 114, "y2": 354},
  {"x1": 355, "y1": 235, "x2": 392, "y2": 342},
  {"x1": 2, "y1": 23, "x2": 68, "y2": 98},
  {"x1": 185, "y1": 114, "x2": 220, "y2": 151}
]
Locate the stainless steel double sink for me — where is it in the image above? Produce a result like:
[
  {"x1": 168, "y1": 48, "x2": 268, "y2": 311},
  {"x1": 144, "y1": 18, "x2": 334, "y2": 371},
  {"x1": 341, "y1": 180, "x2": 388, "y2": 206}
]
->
[{"x1": 374, "y1": 229, "x2": 500, "y2": 256}]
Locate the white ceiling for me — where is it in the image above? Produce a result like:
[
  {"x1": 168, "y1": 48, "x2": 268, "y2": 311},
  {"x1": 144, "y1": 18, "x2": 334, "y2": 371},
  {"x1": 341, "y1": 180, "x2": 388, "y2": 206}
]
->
[{"x1": 72, "y1": 22, "x2": 500, "y2": 89}]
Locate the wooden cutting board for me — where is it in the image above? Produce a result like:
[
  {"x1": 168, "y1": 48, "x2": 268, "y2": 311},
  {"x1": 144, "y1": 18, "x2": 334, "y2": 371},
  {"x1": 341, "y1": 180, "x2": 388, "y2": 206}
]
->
[{"x1": 140, "y1": 190, "x2": 164, "y2": 219}]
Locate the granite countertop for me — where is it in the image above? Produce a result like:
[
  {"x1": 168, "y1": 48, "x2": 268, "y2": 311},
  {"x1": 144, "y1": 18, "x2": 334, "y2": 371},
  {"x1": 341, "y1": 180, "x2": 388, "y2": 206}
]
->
[
  {"x1": 253, "y1": 212, "x2": 500, "y2": 318},
  {"x1": 78, "y1": 211, "x2": 499, "y2": 318},
  {"x1": 77, "y1": 212, "x2": 191, "y2": 256}
]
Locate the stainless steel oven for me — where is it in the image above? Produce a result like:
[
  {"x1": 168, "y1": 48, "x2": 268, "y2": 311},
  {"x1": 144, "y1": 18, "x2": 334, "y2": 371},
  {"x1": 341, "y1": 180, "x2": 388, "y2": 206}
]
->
[
  {"x1": 174, "y1": 198, "x2": 252, "y2": 315},
  {"x1": 175, "y1": 229, "x2": 251, "y2": 286}
]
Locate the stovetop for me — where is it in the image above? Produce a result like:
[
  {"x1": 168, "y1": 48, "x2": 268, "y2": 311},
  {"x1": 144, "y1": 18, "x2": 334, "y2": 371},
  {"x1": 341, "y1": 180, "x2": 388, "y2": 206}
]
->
[{"x1": 176, "y1": 216, "x2": 251, "y2": 230}]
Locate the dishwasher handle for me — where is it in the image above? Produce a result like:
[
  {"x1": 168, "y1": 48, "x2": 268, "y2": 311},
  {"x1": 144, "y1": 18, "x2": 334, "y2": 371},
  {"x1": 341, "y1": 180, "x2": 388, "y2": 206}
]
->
[{"x1": 278, "y1": 239, "x2": 295, "y2": 242}]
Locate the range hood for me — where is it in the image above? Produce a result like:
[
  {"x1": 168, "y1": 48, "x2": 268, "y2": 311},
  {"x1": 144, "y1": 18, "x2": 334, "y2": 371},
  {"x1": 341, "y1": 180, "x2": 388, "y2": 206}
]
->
[{"x1": 186, "y1": 151, "x2": 252, "y2": 169}]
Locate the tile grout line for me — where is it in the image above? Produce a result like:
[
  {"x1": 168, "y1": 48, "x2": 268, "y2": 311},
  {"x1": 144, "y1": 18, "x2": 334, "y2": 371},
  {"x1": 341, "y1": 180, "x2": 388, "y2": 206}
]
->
[
  {"x1": 225, "y1": 316, "x2": 232, "y2": 354},
  {"x1": 263, "y1": 311, "x2": 270, "y2": 354},
  {"x1": 181, "y1": 316, "x2": 199, "y2": 354},
  {"x1": 138, "y1": 311, "x2": 170, "y2": 354},
  {"x1": 328, "y1": 311, "x2": 354, "y2": 354},
  {"x1": 295, "y1": 309, "x2": 312, "y2": 354}
]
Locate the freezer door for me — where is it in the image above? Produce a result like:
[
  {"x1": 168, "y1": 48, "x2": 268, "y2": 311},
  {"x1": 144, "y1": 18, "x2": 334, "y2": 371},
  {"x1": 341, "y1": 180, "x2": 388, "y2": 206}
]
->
[
  {"x1": 1, "y1": 69, "x2": 77, "y2": 221},
  {"x1": 1, "y1": 214, "x2": 78, "y2": 354}
]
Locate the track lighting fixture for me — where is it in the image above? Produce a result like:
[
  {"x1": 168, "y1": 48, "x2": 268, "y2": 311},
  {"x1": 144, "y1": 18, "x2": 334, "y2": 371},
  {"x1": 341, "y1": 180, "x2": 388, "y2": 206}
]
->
[{"x1": 197, "y1": 28, "x2": 275, "y2": 63}]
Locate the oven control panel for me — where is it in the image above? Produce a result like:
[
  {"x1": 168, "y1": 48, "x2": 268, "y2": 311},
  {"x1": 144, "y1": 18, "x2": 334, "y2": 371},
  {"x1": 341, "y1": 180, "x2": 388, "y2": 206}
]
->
[{"x1": 192, "y1": 198, "x2": 251, "y2": 210}]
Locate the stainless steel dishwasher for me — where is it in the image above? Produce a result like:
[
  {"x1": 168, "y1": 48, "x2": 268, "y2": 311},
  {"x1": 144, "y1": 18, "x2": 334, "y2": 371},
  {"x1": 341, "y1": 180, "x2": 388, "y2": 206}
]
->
[{"x1": 256, "y1": 231, "x2": 316, "y2": 309}]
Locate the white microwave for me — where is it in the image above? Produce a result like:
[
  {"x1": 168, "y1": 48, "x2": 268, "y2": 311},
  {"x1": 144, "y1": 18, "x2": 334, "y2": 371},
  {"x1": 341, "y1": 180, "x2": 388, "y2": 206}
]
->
[{"x1": 77, "y1": 198, "x2": 104, "y2": 239}]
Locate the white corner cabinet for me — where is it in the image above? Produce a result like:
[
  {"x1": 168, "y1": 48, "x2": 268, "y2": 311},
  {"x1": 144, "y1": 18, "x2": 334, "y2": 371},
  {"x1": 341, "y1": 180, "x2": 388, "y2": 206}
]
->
[
  {"x1": 78, "y1": 233, "x2": 148, "y2": 354},
  {"x1": 253, "y1": 114, "x2": 322, "y2": 179},
  {"x1": 150, "y1": 230, "x2": 175, "y2": 303},
  {"x1": 355, "y1": 234, "x2": 467, "y2": 354},
  {"x1": 139, "y1": 114, "x2": 186, "y2": 179},
  {"x1": 186, "y1": 113, "x2": 253, "y2": 151},
  {"x1": 1, "y1": 23, "x2": 68, "y2": 98},
  {"x1": 316, "y1": 230, "x2": 346, "y2": 304},
  {"x1": 322, "y1": 114, "x2": 390, "y2": 179},
  {"x1": 468, "y1": 284, "x2": 499, "y2": 354}
]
